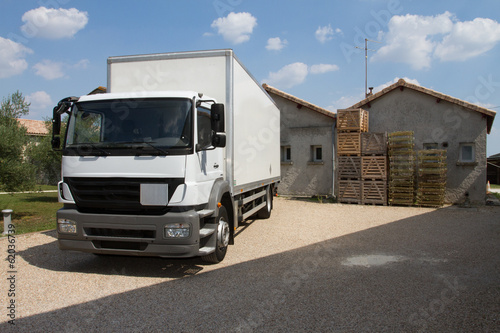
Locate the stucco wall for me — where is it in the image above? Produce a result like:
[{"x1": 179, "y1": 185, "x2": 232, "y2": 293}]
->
[
  {"x1": 361, "y1": 88, "x2": 487, "y2": 204},
  {"x1": 271, "y1": 94, "x2": 335, "y2": 196}
]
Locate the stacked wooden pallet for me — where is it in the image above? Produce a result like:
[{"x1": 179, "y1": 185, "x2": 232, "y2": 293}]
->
[
  {"x1": 388, "y1": 131, "x2": 415, "y2": 206},
  {"x1": 336, "y1": 109, "x2": 368, "y2": 204},
  {"x1": 417, "y1": 150, "x2": 447, "y2": 207},
  {"x1": 361, "y1": 133, "x2": 388, "y2": 205}
]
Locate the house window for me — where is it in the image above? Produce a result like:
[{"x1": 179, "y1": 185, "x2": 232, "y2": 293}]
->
[
  {"x1": 423, "y1": 143, "x2": 438, "y2": 150},
  {"x1": 281, "y1": 146, "x2": 291, "y2": 162},
  {"x1": 312, "y1": 145, "x2": 323, "y2": 162},
  {"x1": 459, "y1": 143, "x2": 475, "y2": 163}
]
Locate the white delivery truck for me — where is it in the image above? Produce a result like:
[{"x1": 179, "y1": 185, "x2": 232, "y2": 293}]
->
[{"x1": 51, "y1": 49, "x2": 280, "y2": 263}]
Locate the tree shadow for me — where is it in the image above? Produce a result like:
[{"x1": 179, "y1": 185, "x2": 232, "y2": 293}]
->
[{"x1": 21, "y1": 195, "x2": 59, "y2": 203}]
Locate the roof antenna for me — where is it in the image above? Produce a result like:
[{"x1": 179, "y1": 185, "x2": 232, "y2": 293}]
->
[{"x1": 356, "y1": 38, "x2": 381, "y2": 98}]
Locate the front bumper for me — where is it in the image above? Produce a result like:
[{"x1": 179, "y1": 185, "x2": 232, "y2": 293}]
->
[{"x1": 57, "y1": 207, "x2": 202, "y2": 258}]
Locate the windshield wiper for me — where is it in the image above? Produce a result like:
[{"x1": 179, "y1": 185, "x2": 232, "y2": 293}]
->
[
  {"x1": 137, "y1": 141, "x2": 169, "y2": 155},
  {"x1": 116, "y1": 141, "x2": 169, "y2": 155},
  {"x1": 74, "y1": 143, "x2": 111, "y2": 156}
]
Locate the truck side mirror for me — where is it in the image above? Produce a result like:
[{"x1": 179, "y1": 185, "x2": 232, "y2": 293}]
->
[
  {"x1": 211, "y1": 103, "x2": 225, "y2": 133},
  {"x1": 51, "y1": 136, "x2": 61, "y2": 149},
  {"x1": 51, "y1": 96, "x2": 78, "y2": 150},
  {"x1": 52, "y1": 109, "x2": 61, "y2": 149},
  {"x1": 212, "y1": 133, "x2": 226, "y2": 148}
]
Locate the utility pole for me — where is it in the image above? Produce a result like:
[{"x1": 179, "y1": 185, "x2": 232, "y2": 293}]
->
[{"x1": 356, "y1": 38, "x2": 381, "y2": 97}]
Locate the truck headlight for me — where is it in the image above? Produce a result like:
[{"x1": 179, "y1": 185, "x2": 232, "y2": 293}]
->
[
  {"x1": 58, "y1": 218, "x2": 77, "y2": 234},
  {"x1": 164, "y1": 223, "x2": 190, "y2": 238}
]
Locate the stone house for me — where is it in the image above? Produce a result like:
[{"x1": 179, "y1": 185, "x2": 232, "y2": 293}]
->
[
  {"x1": 17, "y1": 118, "x2": 49, "y2": 143},
  {"x1": 263, "y1": 84, "x2": 336, "y2": 196},
  {"x1": 348, "y1": 79, "x2": 496, "y2": 204}
]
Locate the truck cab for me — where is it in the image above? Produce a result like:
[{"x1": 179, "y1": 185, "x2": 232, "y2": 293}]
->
[{"x1": 53, "y1": 91, "x2": 231, "y2": 262}]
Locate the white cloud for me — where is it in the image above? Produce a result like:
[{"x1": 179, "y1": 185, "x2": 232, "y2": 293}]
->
[
  {"x1": 211, "y1": 12, "x2": 257, "y2": 44},
  {"x1": 373, "y1": 12, "x2": 500, "y2": 70},
  {"x1": 327, "y1": 94, "x2": 364, "y2": 112},
  {"x1": 265, "y1": 62, "x2": 339, "y2": 89},
  {"x1": 372, "y1": 12, "x2": 453, "y2": 70},
  {"x1": 264, "y1": 62, "x2": 309, "y2": 89},
  {"x1": 73, "y1": 59, "x2": 89, "y2": 69},
  {"x1": 266, "y1": 37, "x2": 288, "y2": 51},
  {"x1": 372, "y1": 77, "x2": 420, "y2": 92},
  {"x1": 0, "y1": 37, "x2": 33, "y2": 78},
  {"x1": 315, "y1": 24, "x2": 341, "y2": 43},
  {"x1": 434, "y1": 17, "x2": 500, "y2": 61},
  {"x1": 33, "y1": 60, "x2": 65, "y2": 80},
  {"x1": 310, "y1": 64, "x2": 339, "y2": 74},
  {"x1": 33, "y1": 59, "x2": 90, "y2": 80},
  {"x1": 21, "y1": 7, "x2": 88, "y2": 39},
  {"x1": 328, "y1": 77, "x2": 420, "y2": 111},
  {"x1": 26, "y1": 91, "x2": 53, "y2": 110}
]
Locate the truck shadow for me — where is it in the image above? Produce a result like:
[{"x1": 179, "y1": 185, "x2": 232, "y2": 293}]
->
[{"x1": 19, "y1": 231, "x2": 206, "y2": 278}]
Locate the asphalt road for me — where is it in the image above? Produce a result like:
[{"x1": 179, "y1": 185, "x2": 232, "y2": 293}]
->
[{"x1": 1, "y1": 198, "x2": 499, "y2": 332}]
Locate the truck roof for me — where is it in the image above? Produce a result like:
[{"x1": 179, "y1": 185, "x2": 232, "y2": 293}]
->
[{"x1": 78, "y1": 91, "x2": 215, "y2": 102}]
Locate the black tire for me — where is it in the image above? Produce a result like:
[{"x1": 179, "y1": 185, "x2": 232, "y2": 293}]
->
[
  {"x1": 201, "y1": 206, "x2": 230, "y2": 264},
  {"x1": 257, "y1": 186, "x2": 272, "y2": 219}
]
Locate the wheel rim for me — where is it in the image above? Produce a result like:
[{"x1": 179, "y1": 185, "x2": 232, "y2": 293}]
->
[{"x1": 217, "y1": 218, "x2": 230, "y2": 248}]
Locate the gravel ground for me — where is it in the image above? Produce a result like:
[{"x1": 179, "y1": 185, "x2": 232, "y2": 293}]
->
[{"x1": 1, "y1": 198, "x2": 499, "y2": 332}]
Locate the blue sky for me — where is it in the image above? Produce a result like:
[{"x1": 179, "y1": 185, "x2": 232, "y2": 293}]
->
[{"x1": 1, "y1": 0, "x2": 499, "y2": 155}]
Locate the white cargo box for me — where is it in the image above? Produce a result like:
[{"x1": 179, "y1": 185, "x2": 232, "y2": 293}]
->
[{"x1": 107, "y1": 49, "x2": 280, "y2": 194}]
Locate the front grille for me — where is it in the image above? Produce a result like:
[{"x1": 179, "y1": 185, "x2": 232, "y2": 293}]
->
[
  {"x1": 65, "y1": 177, "x2": 184, "y2": 215},
  {"x1": 84, "y1": 227, "x2": 155, "y2": 239}
]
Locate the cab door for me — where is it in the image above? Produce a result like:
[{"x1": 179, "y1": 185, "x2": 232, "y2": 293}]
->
[{"x1": 196, "y1": 105, "x2": 224, "y2": 181}]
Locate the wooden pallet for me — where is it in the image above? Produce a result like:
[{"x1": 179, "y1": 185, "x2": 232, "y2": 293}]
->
[
  {"x1": 362, "y1": 156, "x2": 387, "y2": 180},
  {"x1": 337, "y1": 132, "x2": 361, "y2": 156},
  {"x1": 338, "y1": 179, "x2": 361, "y2": 204},
  {"x1": 389, "y1": 188, "x2": 414, "y2": 204},
  {"x1": 416, "y1": 195, "x2": 445, "y2": 207},
  {"x1": 362, "y1": 180, "x2": 387, "y2": 205},
  {"x1": 361, "y1": 132, "x2": 387, "y2": 155},
  {"x1": 337, "y1": 108, "x2": 368, "y2": 132},
  {"x1": 416, "y1": 149, "x2": 447, "y2": 207},
  {"x1": 388, "y1": 131, "x2": 414, "y2": 140},
  {"x1": 418, "y1": 150, "x2": 446, "y2": 168},
  {"x1": 337, "y1": 156, "x2": 361, "y2": 179},
  {"x1": 389, "y1": 148, "x2": 415, "y2": 156}
]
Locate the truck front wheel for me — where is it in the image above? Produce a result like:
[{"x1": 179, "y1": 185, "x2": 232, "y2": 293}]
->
[
  {"x1": 202, "y1": 206, "x2": 230, "y2": 263},
  {"x1": 257, "y1": 185, "x2": 273, "y2": 219}
]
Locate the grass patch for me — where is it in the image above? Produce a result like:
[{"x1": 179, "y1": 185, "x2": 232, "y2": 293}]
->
[
  {"x1": 36, "y1": 185, "x2": 58, "y2": 191},
  {"x1": 490, "y1": 184, "x2": 500, "y2": 189},
  {"x1": 0, "y1": 191, "x2": 61, "y2": 235}
]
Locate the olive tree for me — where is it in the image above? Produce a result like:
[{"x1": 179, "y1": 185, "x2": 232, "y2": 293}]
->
[{"x1": 0, "y1": 91, "x2": 36, "y2": 192}]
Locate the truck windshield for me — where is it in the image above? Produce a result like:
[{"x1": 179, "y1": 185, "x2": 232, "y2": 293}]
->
[{"x1": 65, "y1": 98, "x2": 192, "y2": 155}]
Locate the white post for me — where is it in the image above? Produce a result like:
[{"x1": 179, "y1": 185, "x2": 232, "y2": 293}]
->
[{"x1": 2, "y1": 209, "x2": 13, "y2": 235}]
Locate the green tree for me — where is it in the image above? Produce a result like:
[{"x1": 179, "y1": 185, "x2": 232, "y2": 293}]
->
[
  {"x1": 26, "y1": 118, "x2": 65, "y2": 185},
  {"x1": 0, "y1": 91, "x2": 36, "y2": 192}
]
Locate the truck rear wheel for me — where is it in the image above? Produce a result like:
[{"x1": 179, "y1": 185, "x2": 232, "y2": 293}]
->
[
  {"x1": 257, "y1": 185, "x2": 272, "y2": 219},
  {"x1": 201, "y1": 206, "x2": 230, "y2": 264}
]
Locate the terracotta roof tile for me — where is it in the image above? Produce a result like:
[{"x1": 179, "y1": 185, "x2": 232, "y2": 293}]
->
[{"x1": 17, "y1": 119, "x2": 49, "y2": 136}]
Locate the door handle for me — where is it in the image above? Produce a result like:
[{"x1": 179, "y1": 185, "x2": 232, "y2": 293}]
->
[{"x1": 214, "y1": 163, "x2": 219, "y2": 169}]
